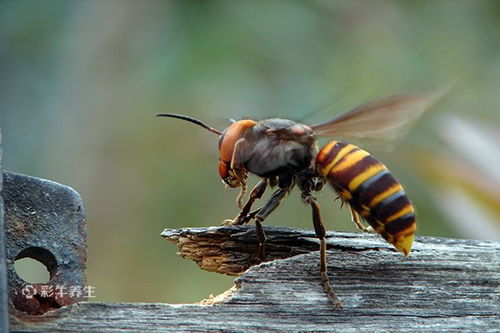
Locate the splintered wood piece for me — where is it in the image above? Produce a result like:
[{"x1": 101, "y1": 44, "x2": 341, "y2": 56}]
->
[{"x1": 161, "y1": 225, "x2": 390, "y2": 275}]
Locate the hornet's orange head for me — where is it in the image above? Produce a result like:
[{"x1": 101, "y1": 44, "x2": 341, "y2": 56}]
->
[{"x1": 217, "y1": 119, "x2": 256, "y2": 187}]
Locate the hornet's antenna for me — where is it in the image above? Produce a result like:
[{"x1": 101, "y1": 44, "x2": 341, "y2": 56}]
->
[{"x1": 156, "y1": 113, "x2": 222, "y2": 135}]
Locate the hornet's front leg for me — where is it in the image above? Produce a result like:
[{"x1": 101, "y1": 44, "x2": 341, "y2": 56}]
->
[{"x1": 223, "y1": 179, "x2": 268, "y2": 226}]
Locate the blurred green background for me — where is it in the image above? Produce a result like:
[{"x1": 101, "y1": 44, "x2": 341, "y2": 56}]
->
[{"x1": 1, "y1": 0, "x2": 499, "y2": 303}]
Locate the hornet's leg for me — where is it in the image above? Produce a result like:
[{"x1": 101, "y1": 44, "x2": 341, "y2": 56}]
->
[
  {"x1": 349, "y1": 204, "x2": 374, "y2": 233},
  {"x1": 223, "y1": 179, "x2": 268, "y2": 226},
  {"x1": 251, "y1": 176, "x2": 294, "y2": 260},
  {"x1": 235, "y1": 207, "x2": 262, "y2": 225},
  {"x1": 253, "y1": 187, "x2": 289, "y2": 260},
  {"x1": 303, "y1": 192, "x2": 343, "y2": 309}
]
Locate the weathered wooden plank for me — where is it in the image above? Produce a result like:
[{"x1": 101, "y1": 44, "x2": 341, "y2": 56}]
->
[{"x1": 10, "y1": 226, "x2": 500, "y2": 332}]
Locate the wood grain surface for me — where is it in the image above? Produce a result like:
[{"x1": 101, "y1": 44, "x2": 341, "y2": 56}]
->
[{"x1": 10, "y1": 226, "x2": 500, "y2": 332}]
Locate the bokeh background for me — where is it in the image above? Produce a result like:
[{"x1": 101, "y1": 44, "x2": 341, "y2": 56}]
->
[{"x1": 1, "y1": 0, "x2": 499, "y2": 303}]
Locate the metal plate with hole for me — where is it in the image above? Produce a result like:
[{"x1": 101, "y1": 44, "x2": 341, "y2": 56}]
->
[{"x1": 3, "y1": 171, "x2": 87, "y2": 316}]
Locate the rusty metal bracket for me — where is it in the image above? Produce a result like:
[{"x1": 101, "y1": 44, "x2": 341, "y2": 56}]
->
[{"x1": 3, "y1": 171, "x2": 87, "y2": 316}]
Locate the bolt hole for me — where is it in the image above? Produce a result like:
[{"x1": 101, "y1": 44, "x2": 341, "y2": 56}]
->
[
  {"x1": 14, "y1": 258, "x2": 50, "y2": 284},
  {"x1": 14, "y1": 247, "x2": 57, "y2": 283}
]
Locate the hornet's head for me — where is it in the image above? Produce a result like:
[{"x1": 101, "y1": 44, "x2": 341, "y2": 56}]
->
[{"x1": 216, "y1": 119, "x2": 256, "y2": 187}]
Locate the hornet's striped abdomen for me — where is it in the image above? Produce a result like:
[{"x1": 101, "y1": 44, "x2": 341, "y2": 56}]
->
[{"x1": 316, "y1": 141, "x2": 416, "y2": 255}]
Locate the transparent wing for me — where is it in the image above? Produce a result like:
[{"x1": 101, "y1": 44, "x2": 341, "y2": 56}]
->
[{"x1": 310, "y1": 86, "x2": 451, "y2": 140}]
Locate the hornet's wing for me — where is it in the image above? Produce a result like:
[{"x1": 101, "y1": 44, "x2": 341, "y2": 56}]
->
[{"x1": 310, "y1": 86, "x2": 451, "y2": 140}]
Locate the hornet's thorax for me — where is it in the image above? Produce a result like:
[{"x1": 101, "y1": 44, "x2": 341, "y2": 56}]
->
[{"x1": 217, "y1": 118, "x2": 318, "y2": 187}]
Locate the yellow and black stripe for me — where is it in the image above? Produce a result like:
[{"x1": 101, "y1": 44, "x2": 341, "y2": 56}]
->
[{"x1": 316, "y1": 141, "x2": 416, "y2": 255}]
